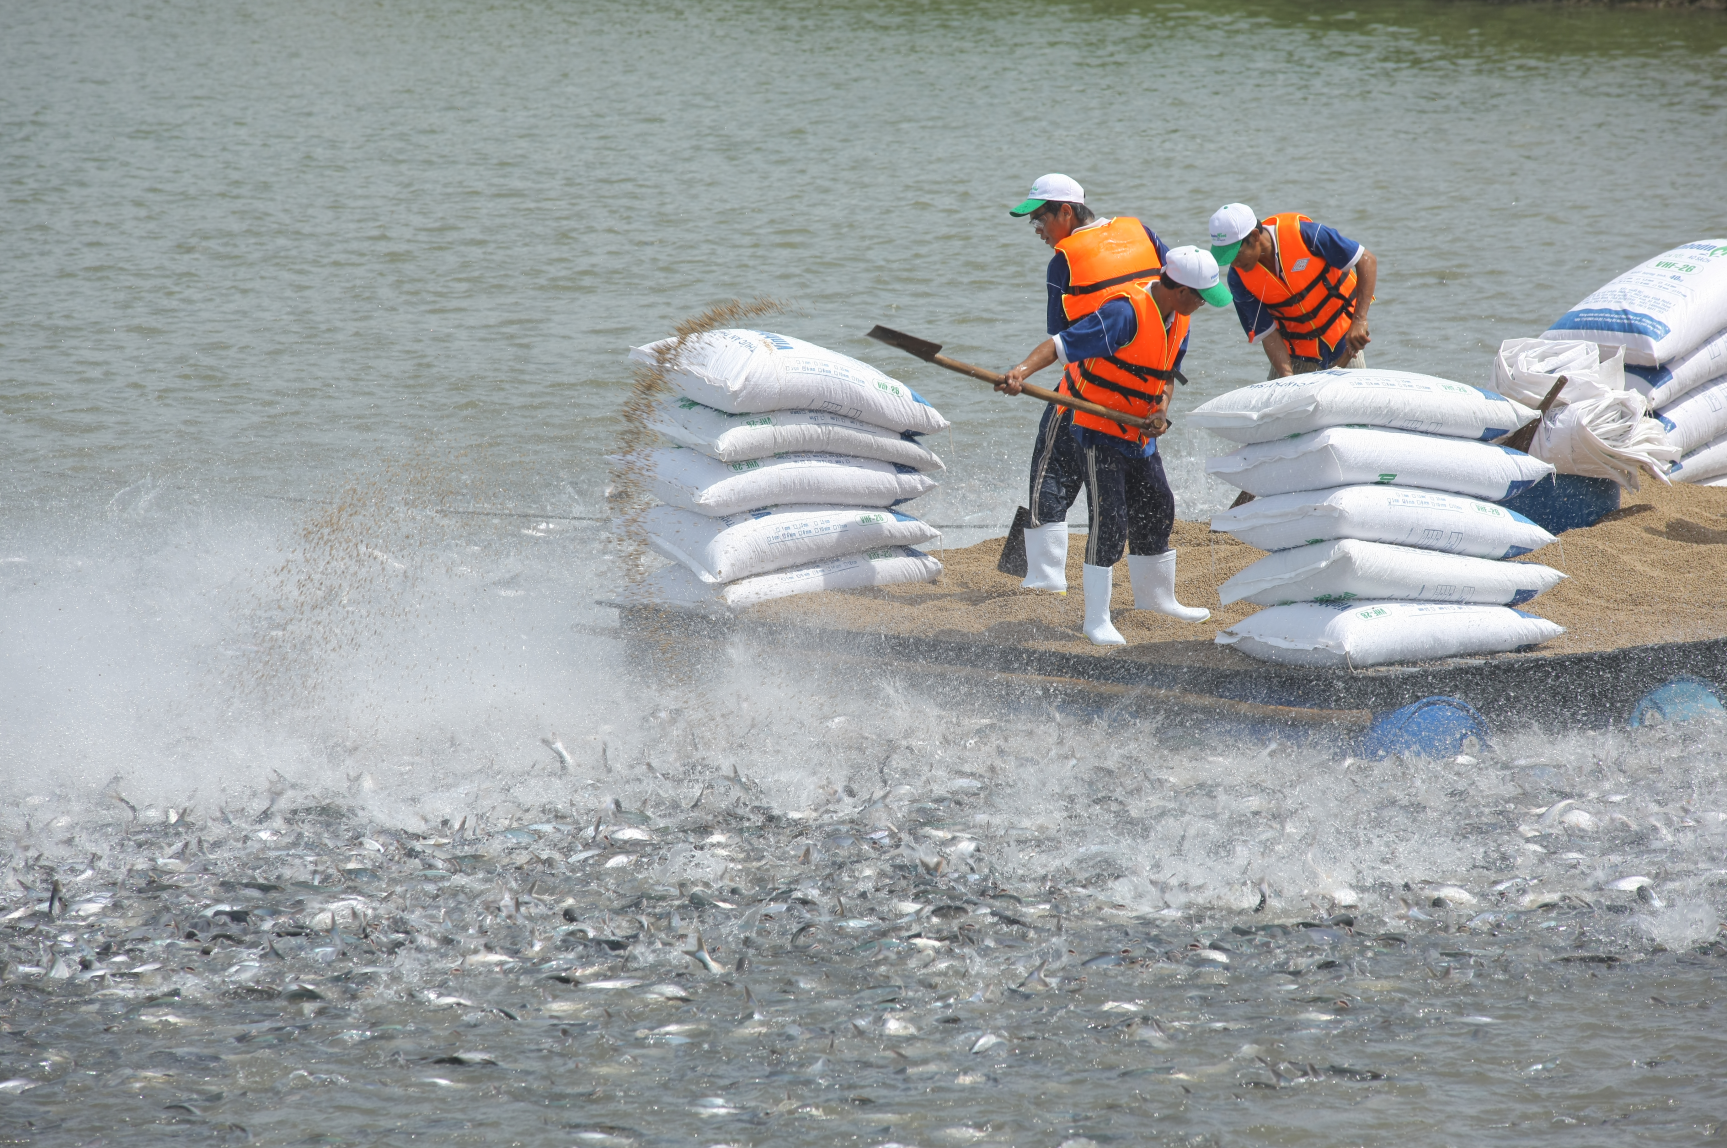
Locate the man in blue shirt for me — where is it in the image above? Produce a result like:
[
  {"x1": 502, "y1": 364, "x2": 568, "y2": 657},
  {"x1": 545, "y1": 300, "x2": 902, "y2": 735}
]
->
[
  {"x1": 1208, "y1": 202, "x2": 1377, "y2": 379},
  {"x1": 1001, "y1": 173, "x2": 1172, "y2": 595},
  {"x1": 1000, "y1": 246, "x2": 1230, "y2": 643}
]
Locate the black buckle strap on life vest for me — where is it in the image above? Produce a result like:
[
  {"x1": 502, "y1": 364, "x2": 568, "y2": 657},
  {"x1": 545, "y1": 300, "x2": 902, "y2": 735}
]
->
[
  {"x1": 1063, "y1": 266, "x2": 1163, "y2": 297},
  {"x1": 1098, "y1": 355, "x2": 1175, "y2": 385},
  {"x1": 1267, "y1": 267, "x2": 1355, "y2": 330},
  {"x1": 1073, "y1": 362, "x2": 1167, "y2": 420}
]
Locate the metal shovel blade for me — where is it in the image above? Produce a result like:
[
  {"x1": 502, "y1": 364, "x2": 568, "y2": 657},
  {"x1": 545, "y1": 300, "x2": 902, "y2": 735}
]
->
[
  {"x1": 997, "y1": 506, "x2": 1032, "y2": 578},
  {"x1": 866, "y1": 325, "x2": 943, "y2": 363}
]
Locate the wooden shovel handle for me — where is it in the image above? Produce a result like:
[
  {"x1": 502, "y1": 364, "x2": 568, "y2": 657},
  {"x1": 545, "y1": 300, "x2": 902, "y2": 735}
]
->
[{"x1": 931, "y1": 353, "x2": 1167, "y2": 433}]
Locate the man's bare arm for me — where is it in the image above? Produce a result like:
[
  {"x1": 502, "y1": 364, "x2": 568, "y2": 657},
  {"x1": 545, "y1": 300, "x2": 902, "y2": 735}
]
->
[
  {"x1": 999, "y1": 338, "x2": 1058, "y2": 395},
  {"x1": 1262, "y1": 330, "x2": 1295, "y2": 377}
]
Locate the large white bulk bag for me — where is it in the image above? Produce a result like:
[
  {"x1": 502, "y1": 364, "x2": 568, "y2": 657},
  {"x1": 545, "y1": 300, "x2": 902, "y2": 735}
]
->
[
  {"x1": 1529, "y1": 391, "x2": 1677, "y2": 490},
  {"x1": 635, "y1": 447, "x2": 937, "y2": 517},
  {"x1": 1491, "y1": 339, "x2": 1625, "y2": 408},
  {"x1": 1542, "y1": 239, "x2": 1727, "y2": 366},
  {"x1": 1212, "y1": 485, "x2": 1555, "y2": 559},
  {"x1": 646, "y1": 397, "x2": 944, "y2": 471},
  {"x1": 1627, "y1": 327, "x2": 1727, "y2": 409},
  {"x1": 1656, "y1": 375, "x2": 1727, "y2": 456},
  {"x1": 1188, "y1": 369, "x2": 1534, "y2": 445},
  {"x1": 631, "y1": 329, "x2": 950, "y2": 435},
  {"x1": 1667, "y1": 431, "x2": 1727, "y2": 485},
  {"x1": 1206, "y1": 426, "x2": 1554, "y2": 501},
  {"x1": 641, "y1": 504, "x2": 941, "y2": 583},
  {"x1": 642, "y1": 546, "x2": 942, "y2": 610},
  {"x1": 1217, "y1": 539, "x2": 1564, "y2": 608},
  {"x1": 1216, "y1": 600, "x2": 1565, "y2": 669}
]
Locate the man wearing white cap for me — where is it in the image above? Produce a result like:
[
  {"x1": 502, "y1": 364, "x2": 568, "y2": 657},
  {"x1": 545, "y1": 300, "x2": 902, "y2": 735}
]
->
[
  {"x1": 1208, "y1": 203, "x2": 1377, "y2": 379},
  {"x1": 998, "y1": 244, "x2": 1229, "y2": 646},
  {"x1": 1002, "y1": 174, "x2": 1171, "y2": 599}
]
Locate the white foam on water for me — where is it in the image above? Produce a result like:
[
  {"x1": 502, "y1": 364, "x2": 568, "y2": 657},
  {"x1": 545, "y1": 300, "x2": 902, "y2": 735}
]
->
[{"x1": 6, "y1": 476, "x2": 1727, "y2": 933}]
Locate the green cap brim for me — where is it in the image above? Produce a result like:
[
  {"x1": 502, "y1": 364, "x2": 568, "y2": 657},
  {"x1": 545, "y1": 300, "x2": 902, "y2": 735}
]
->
[
  {"x1": 1210, "y1": 240, "x2": 1244, "y2": 266},
  {"x1": 1009, "y1": 197, "x2": 1047, "y2": 218},
  {"x1": 1198, "y1": 281, "x2": 1233, "y2": 308}
]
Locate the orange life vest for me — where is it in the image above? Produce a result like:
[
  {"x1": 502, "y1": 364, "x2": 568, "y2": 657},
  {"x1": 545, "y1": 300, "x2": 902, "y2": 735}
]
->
[
  {"x1": 1065, "y1": 284, "x2": 1188, "y2": 445},
  {"x1": 1056, "y1": 216, "x2": 1165, "y2": 323},
  {"x1": 1233, "y1": 212, "x2": 1358, "y2": 360}
]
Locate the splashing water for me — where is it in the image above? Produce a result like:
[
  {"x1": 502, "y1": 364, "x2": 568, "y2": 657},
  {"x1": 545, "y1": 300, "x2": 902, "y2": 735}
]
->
[{"x1": 3, "y1": 476, "x2": 1727, "y2": 1142}]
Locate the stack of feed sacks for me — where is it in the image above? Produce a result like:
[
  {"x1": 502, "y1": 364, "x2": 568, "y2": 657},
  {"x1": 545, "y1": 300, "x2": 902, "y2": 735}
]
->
[
  {"x1": 626, "y1": 329, "x2": 948, "y2": 610},
  {"x1": 1541, "y1": 239, "x2": 1727, "y2": 485},
  {"x1": 1191, "y1": 369, "x2": 1568, "y2": 668}
]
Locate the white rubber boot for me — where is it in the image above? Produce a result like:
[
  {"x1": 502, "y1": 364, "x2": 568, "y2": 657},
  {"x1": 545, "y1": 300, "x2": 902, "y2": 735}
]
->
[
  {"x1": 1021, "y1": 521, "x2": 1068, "y2": 593},
  {"x1": 1127, "y1": 549, "x2": 1211, "y2": 623},
  {"x1": 1081, "y1": 563, "x2": 1126, "y2": 646}
]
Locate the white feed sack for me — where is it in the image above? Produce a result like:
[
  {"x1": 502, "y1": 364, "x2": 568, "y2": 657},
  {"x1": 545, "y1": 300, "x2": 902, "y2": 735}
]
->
[
  {"x1": 642, "y1": 547, "x2": 942, "y2": 611},
  {"x1": 1188, "y1": 369, "x2": 1534, "y2": 445},
  {"x1": 1216, "y1": 539, "x2": 1564, "y2": 608},
  {"x1": 1216, "y1": 600, "x2": 1565, "y2": 669},
  {"x1": 1491, "y1": 339, "x2": 1626, "y2": 408},
  {"x1": 647, "y1": 398, "x2": 945, "y2": 471},
  {"x1": 1656, "y1": 376, "x2": 1727, "y2": 457},
  {"x1": 1542, "y1": 238, "x2": 1727, "y2": 366},
  {"x1": 1627, "y1": 327, "x2": 1727, "y2": 409},
  {"x1": 1668, "y1": 432, "x2": 1727, "y2": 485},
  {"x1": 1206, "y1": 427, "x2": 1554, "y2": 501},
  {"x1": 1212, "y1": 485, "x2": 1555, "y2": 559},
  {"x1": 631, "y1": 329, "x2": 950, "y2": 436},
  {"x1": 636, "y1": 447, "x2": 938, "y2": 517},
  {"x1": 1529, "y1": 391, "x2": 1677, "y2": 490},
  {"x1": 641, "y1": 504, "x2": 941, "y2": 583}
]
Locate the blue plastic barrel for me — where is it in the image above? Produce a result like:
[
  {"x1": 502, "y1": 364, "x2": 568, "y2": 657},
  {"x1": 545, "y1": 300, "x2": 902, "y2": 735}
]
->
[
  {"x1": 1628, "y1": 676, "x2": 1727, "y2": 728},
  {"x1": 1360, "y1": 696, "x2": 1491, "y2": 758}
]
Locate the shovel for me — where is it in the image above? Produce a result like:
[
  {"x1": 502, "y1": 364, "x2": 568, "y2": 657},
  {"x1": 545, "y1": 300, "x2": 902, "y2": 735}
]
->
[
  {"x1": 867, "y1": 325, "x2": 1167, "y2": 578},
  {"x1": 1492, "y1": 375, "x2": 1567, "y2": 454},
  {"x1": 866, "y1": 325, "x2": 1166, "y2": 434}
]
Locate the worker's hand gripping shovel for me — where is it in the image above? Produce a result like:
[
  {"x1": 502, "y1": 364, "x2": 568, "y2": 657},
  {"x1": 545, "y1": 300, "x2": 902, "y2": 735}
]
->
[{"x1": 867, "y1": 325, "x2": 1169, "y2": 577}]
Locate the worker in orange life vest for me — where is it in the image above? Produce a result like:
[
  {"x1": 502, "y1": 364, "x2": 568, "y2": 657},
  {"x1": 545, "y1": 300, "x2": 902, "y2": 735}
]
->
[
  {"x1": 998, "y1": 246, "x2": 1229, "y2": 646},
  {"x1": 1005, "y1": 173, "x2": 1171, "y2": 596},
  {"x1": 1208, "y1": 203, "x2": 1378, "y2": 379}
]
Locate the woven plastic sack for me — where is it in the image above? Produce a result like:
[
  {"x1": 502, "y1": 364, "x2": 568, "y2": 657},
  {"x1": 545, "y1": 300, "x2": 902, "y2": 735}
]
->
[
  {"x1": 1656, "y1": 375, "x2": 1727, "y2": 457},
  {"x1": 642, "y1": 546, "x2": 941, "y2": 611},
  {"x1": 1626, "y1": 327, "x2": 1727, "y2": 409},
  {"x1": 631, "y1": 329, "x2": 949, "y2": 435},
  {"x1": 1206, "y1": 426, "x2": 1554, "y2": 501},
  {"x1": 647, "y1": 397, "x2": 944, "y2": 471},
  {"x1": 1211, "y1": 485, "x2": 1554, "y2": 559},
  {"x1": 1216, "y1": 538, "x2": 1564, "y2": 608},
  {"x1": 1491, "y1": 339, "x2": 1625, "y2": 408},
  {"x1": 635, "y1": 447, "x2": 937, "y2": 517},
  {"x1": 1530, "y1": 391, "x2": 1676, "y2": 490},
  {"x1": 641, "y1": 504, "x2": 940, "y2": 583},
  {"x1": 1667, "y1": 430, "x2": 1727, "y2": 485},
  {"x1": 1543, "y1": 239, "x2": 1727, "y2": 366},
  {"x1": 1188, "y1": 369, "x2": 1533, "y2": 445},
  {"x1": 1216, "y1": 600, "x2": 1565, "y2": 668}
]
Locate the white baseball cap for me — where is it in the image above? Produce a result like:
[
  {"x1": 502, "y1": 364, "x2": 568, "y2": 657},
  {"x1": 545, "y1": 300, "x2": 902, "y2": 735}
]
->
[
  {"x1": 1208, "y1": 203, "x2": 1260, "y2": 263},
  {"x1": 1162, "y1": 246, "x2": 1232, "y2": 308},
  {"x1": 1010, "y1": 173, "x2": 1086, "y2": 217}
]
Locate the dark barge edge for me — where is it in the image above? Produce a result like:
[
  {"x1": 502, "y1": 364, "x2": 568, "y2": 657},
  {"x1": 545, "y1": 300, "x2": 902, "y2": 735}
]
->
[{"x1": 608, "y1": 604, "x2": 1727, "y2": 741}]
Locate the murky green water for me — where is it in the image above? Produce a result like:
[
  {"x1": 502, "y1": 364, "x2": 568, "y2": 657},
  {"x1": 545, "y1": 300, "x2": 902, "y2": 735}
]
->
[{"x1": 5, "y1": 0, "x2": 1727, "y2": 1143}]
